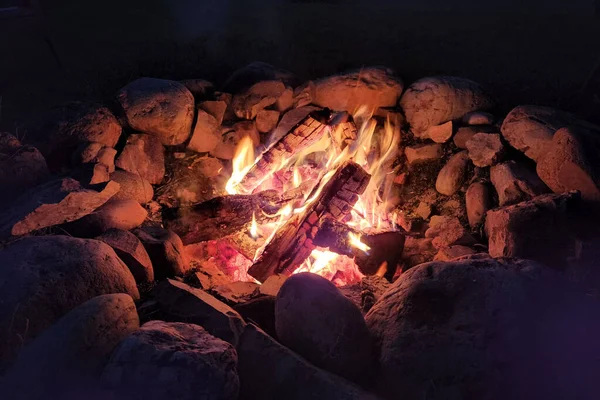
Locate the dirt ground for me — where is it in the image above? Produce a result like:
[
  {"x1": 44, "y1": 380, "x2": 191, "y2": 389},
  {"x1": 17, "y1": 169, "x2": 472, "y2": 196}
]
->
[{"x1": 1, "y1": 1, "x2": 599, "y2": 130}]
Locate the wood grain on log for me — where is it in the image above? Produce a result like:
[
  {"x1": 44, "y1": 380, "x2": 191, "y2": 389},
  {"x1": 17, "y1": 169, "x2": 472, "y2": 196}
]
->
[{"x1": 248, "y1": 161, "x2": 371, "y2": 282}]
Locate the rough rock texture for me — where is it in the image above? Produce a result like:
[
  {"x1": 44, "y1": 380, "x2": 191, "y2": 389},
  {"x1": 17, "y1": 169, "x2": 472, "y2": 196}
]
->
[
  {"x1": 453, "y1": 125, "x2": 498, "y2": 148},
  {"x1": 400, "y1": 76, "x2": 494, "y2": 136},
  {"x1": 71, "y1": 142, "x2": 117, "y2": 172},
  {"x1": 0, "y1": 236, "x2": 139, "y2": 370},
  {"x1": 1, "y1": 294, "x2": 139, "y2": 400},
  {"x1": 117, "y1": 78, "x2": 194, "y2": 145},
  {"x1": 536, "y1": 126, "x2": 600, "y2": 203},
  {"x1": 462, "y1": 111, "x2": 495, "y2": 125},
  {"x1": 232, "y1": 80, "x2": 285, "y2": 119},
  {"x1": 466, "y1": 133, "x2": 504, "y2": 167},
  {"x1": 435, "y1": 151, "x2": 469, "y2": 195},
  {"x1": 97, "y1": 229, "x2": 154, "y2": 283},
  {"x1": 425, "y1": 215, "x2": 476, "y2": 249},
  {"x1": 63, "y1": 199, "x2": 147, "y2": 237},
  {"x1": 485, "y1": 192, "x2": 580, "y2": 268},
  {"x1": 426, "y1": 121, "x2": 454, "y2": 143},
  {"x1": 110, "y1": 170, "x2": 154, "y2": 203},
  {"x1": 256, "y1": 109, "x2": 280, "y2": 133},
  {"x1": 187, "y1": 109, "x2": 221, "y2": 153},
  {"x1": 433, "y1": 245, "x2": 478, "y2": 261},
  {"x1": 181, "y1": 78, "x2": 214, "y2": 99},
  {"x1": 365, "y1": 258, "x2": 600, "y2": 400},
  {"x1": 466, "y1": 181, "x2": 493, "y2": 228},
  {"x1": 338, "y1": 276, "x2": 391, "y2": 315},
  {"x1": 308, "y1": 67, "x2": 403, "y2": 113},
  {"x1": 154, "y1": 279, "x2": 246, "y2": 345},
  {"x1": 211, "y1": 121, "x2": 260, "y2": 160},
  {"x1": 22, "y1": 101, "x2": 122, "y2": 170},
  {"x1": 199, "y1": 100, "x2": 228, "y2": 125},
  {"x1": 237, "y1": 324, "x2": 381, "y2": 400},
  {"x1": 222, "y1": 61, "x2": 298, "y2": 93},
  {"x1": 405, "y1": 143, "x2": 443, "y2": 165},
  {"x1": 134, "y1": 226, "x2": 187, "y2": 279},
  {"x1": 500, "y1": 105, "x2": 597, "y2": 161},
  {"x1": 490, "y1": 160, "x2": 549, "y2": 206},
  {"x1": 103, "y1": 321, "x2": 239, "y2": 400},
  {"x1": 115, "y1": 133, "x2": 165, "y2": 185},
  {"x1": 0, "y1": 133, "x2": 50, "y2": 205},
  {"x1": 275, "y1": 273, "x2": 375, "y2": 383},
  {"x1": 0, "y1": 178, "x2": 119, "y2": 238}
]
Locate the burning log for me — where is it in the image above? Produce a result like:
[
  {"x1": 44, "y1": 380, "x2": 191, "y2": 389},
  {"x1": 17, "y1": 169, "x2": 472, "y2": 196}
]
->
[
  {"x1": 248, "y1": 161, "x2": 371, "y2": 282},
  {"x1": 236, "y1": 110, "x2": 331, "y2": 192}
]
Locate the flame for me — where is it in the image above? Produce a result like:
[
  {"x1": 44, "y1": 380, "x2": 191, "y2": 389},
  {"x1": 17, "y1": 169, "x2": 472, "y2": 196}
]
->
[
  {"x1": 348, "y1": 232, "x2": 370, "y2": 253},
  {"x1": 249, "y1": 212, "x2": 258, "y2": 239},
  {"x1": 226, "y1": 135, "x2": 255, "y2": 195}
]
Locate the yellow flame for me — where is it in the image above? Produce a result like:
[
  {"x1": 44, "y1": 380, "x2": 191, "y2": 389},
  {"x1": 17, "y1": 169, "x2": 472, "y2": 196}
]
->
[
  {"x1": 348, "y1": 232, "x2": 370, "y2": 253},
  {"x1": 226, "y1": 135, "x2": 255, "y2": 195},
  {"x1": 249, "y1": 212, "x2": 258, "y2": 238}
]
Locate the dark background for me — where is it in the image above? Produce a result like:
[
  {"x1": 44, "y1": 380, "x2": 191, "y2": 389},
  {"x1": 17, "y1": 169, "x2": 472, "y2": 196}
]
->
[{"x1": 1, "y1": 0, "x2": 599, "y2": 131}]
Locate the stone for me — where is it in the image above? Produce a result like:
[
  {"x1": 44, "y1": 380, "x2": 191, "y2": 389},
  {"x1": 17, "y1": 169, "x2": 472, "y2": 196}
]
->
[
  {"x1": 259, "y1": 274, "x2": 288, "y2": 297},
  {"x1": 237, "y1": 324, "x2": 381, "y2": 400},
  {"x1": 401, "y1": 237, "x2": 437, "y2": 269},
  {"x1": 438, "y1": 195, "x2": 467, "y2": 219},
  {"x1": 485, "y1": 192, "x2": 580, "y2": 268},
  {"x1": 198, "y1": 100, "x2": 227, "y2": 125},
  {"x1": 404, "y1": 143, "x2": 443, "y2": 165},
  {"x1": 425, "y1": 120, "x2": 454, "y2": 143},
  {"x1": 536, "y1": 126, "x2": 600, "y2": 204},
  {"x1": 189, "y1": 260, "x2": 232, "y2": 290},
  {"x1": 433, "y1": 245, "x2": 477, "y2": 261},
  {"x1": 71, "y1": 142, "x2": 117, "y2": 172},
  {"x1": 63, "y1": 199, "x2": 147, "y2": 237},
  {"x1": 466, "y1": 181, "x2": 493, "y2": 228},
  {"x1": 0, "y1": 178, "x2": 119, "y2": 238},
  {"x1": 453, "y1": 125, "x2": 498, "y2": 149},
  {"x1": 0, "y1": 133, "x2": 50, "y2": 205},
  {"x1": 275, "y1": 273, "x2": 375, "y2": 383},
  {"x1": 1, "y1": 294, "x2": 139, "y2": 400},
  {"x1": 212, "y1": 281, "x2": 260, "y2": 304},
  {"x1": 102, "y1": 321, "x2": 239, "y2": 400},
  {"x1": 271, "y1": 106, "x2": 321, "y2": 143},
  {"x1": 400, "y1": 76, "x2": 494, "y2": 136},
  {"x1": 222, "y1": 61, "x2": 298, "y2": 93},
  {"x1": 365, "y1": 258, "x2": 600, "y2": 400},
  {"x1": 490, "y1": 160, "x2": 549, "y2": 206},
  {"x1": 233, "y1": 297, "x2": 277, "y2": 339},
  {"x1": 117, "y1": 78, "x2": 194, "y2": 145},
  {"x1": 256, "y1": 109, "x2": 280, "y2": 133},
  {"x1": 154, "y1": 279, "x2": 246, "y2": 345},
  {"x1": 191, "y1": 156, "x2": 224, "y2": 178},
  {"x1": 466, "y1": 132, "x2": 504, "y2": 167},
  {"x1": 69, "y1": 163, "x2": 111, "y2": 185},
  {"x1": 187, "y1": 109, "x2": 221, "y2": 153},
  {"x1": 0, "y1": 236, "x2": 139, "y2": 370},
  {"x1": 338, "y1": 275, "x2": 391, "y2": 315},
  {"x1": 425, "y1": 215, "x2": 476, "y2": 249},
  {"x1": 232, "y1": 80, "x2": 286, "y2": 120},
  {"x1": 211, "y1": 121, "x2": 260, "y2": 160},
  {"x1": 97, "y1": 229, "x2": 154, "y2": 283},
  {"x1": 22, "y1": 101, "x2": 122, "y2": 170},
  {"x1": 435, "y1": 151, "x2": 469, "y2": 195},
  {"x1": 180, "y1": 78, "x2": 214, "y2": 99},
  {"x1": 115, "y1": 133, "x2": 165, "y2": 185},
  {"x1": 415, "y1": 201, "x2": 433, "y2": 219},
  {"x1": 462, "y1": 110, "x2": 495, "y2": 125},
  {"x1": 275, "y1": 86, "x2": 294, "y2": 112},
  {"x1": 500, "y1": 105, "x2": 598, "y2": 161},
  {"x1": 110, "y1": 170, "x2": 154, "y2": 204},
  {"x1": 134, "y1": 226, "x2": 188, "y2": 279}
]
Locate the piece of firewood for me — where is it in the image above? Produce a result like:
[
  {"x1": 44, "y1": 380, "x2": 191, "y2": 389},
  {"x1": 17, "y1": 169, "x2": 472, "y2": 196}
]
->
[
  {"x1": 236, "y1": 110, "x2": 331, "y2": 193},
  {"x1": 248, "y1": 161, "x2": 371, "y2": 282}
]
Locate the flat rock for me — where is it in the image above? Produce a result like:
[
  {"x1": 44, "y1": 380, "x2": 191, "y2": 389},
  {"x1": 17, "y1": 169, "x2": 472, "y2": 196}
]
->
[
  {"x1": 405, "y1": 143, "x2": 443, "y2": 165},
  {"x1": 187, "y1": 109, "x2": 221, "y2": 153},
  {"x1": 462, "y1": 110, "x2": 495, "y2": 125},
  {"x1": 256, "y1": 109, "x2": 280, "y2": 133},
  {"x1": 134, "y1": 226, "x2": 188, "y2": 279},
  {"x1": 232, "y1": 80, "x2": 286, "y2": 119},
  {"x1": 154, "y1": 279, "x2": 246, "y2": 345},
  {"x1": 0, "y1": 236, "x2": 139, "y2": 370},
  {"x1": 222, "y1": 61, "x2": 298, "y2": 93},
  {"x1": 0, "y1": 178, "x2": 119, "y2": 238},
  {"x1": 275, "y1": 273, "x2": 375, "y2": 384},
  {"x1": 237, "y1": 324, "x2": 381, "y2": 400},
  {"x1": 97, "y1": 229, "x2": 154, "y2": 283},
  {"x1": 115, "y1": 133, "x2": 165, "y2": 185},
  {"x1": 466, "y1": 181, "x2": 493, "y2": 228},
  {"x1": 453, "y1": 125, "x2": 498, "y2": 148},
  {"x1": 490, "y1": 160, "x2": 549, "y2": 206},
  {"x1": 435, "y1": 151, "x2": 469, "y2": 195},
  {"x1": 366, "y1": 258, "x2": 600, "y2": 400},
  {"x1": 400, "y1": 76, "x2": 494, "y2": 136},
  {"x1": 117, "y1": 78, "x2": 194, "y2": 145},
  {"x1": 103, "y1": 321, "x2": 239, "y2": 400},
  {"x1": 212, "y1": 281, "x2": 260, "y2": 304},
  {"x1": 1, "y1": 294, "x2": 139, "y2": 400},
  {"x1": 110, "y1": 170, "x2": 154, "y2": 204},
  {"x1": 466, "y1": 132, "x2": 504, "y2": 167},
  {"x1": 63, "y1": 199, "x2": 147, "y2": 237},
  {"x1": 425, "y1": 215, "x2": 476, "y2": 249}
]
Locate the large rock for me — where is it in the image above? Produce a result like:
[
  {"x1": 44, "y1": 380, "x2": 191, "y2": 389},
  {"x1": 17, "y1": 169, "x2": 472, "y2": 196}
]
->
[
  {"x1": 22, "y1": 101, "x2": 122, "y2": 170},
  {"x1": 256, "y1": 109, "x2": 280, "y2": 133},
  {"x1": 465, "y1": 132, "x2": 504, "y2": 167},
  {"x1": 0, "y1": 133, "x2": 50, "y2": 205},
  {"x1": 63, "y1": 199, "x2": 147, "y2": 237},
  {"x1": 134, "y1": 226, "x2": 187, "y2": 279},
  {"x1": 237, "y1": 324, "x2": 381, "y2": 400},
  {"x1": 110, "y1": 170, "x2": 154, "y2": 203},
  {"x1": 232, "y1": 80, "x2": 286, "y2": 119},
  {"x1": 536, "y1": 126, "x2": 600, "y2": 204},
  {"x1": 97, "y1": 229, "x2": 154, "y2": 283},
  {"x1": 306, "y1": 67, "x2": 403, "y2": 113},
  {"x1": 490, "y1": 160, "x2": 549, "y2": 206},
  {"x1": 275, "y1": 273, "x2": 375, "y2": 383},
  {"x1": 366, "y1": 258, "x2": 600, "y2": 400},
  {"x1": 187, "y1": 109, "x2": 221, "y2": 153},
  {"x1": 102, "y1": 321, "x2": 239, "y2": 400},
  {"x1": 222, "y1": 61, "x2": 298, "y2": 93},
  {"x1": 154, "y1": 279, "x2": 246, "y2": 345},
  {"x1": 500, "y1": 105, "x2": 598, "y2": 161},
  {"x1": 1, "y1": 294, "x2": 139, "y2": 400},
  {"x1": 0, "y1": 236, "x2": 139, "y2": 370},
  {"x1": 400, "y1": 76, "x2": 494, "y2": 136},
  {"x1": 0, "y1": 178, "x2": 119, "y2": 238},
  {"x1": 435, "y1": 151, "x2": 469, "y2": 195},
  {"x1": 485, "y1": 192, "x2": 580, "y2": 268},
  {"x1": 115, "y1": 133, "x2": 165, "y2": 184},
  {"x1": 198, "y1": 100, "x2": 228, "y2": 125},
  {"x1": 466, "y1": 181, "x2": 493, "y2": 228},
  {"x1": 117, "y1": 78, "x2": 194, "y2": 145}
]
